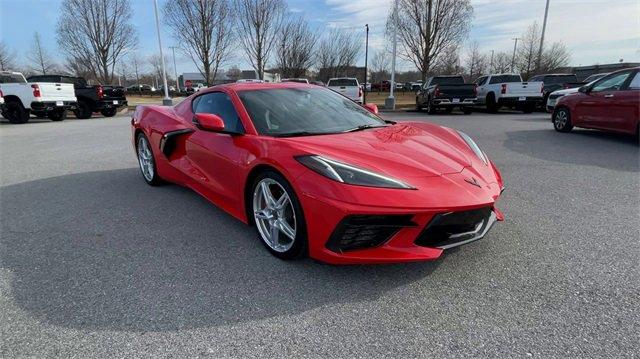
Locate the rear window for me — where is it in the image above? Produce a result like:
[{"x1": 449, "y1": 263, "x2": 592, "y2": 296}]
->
[
  {"x1": 0, "y1": 73, "x2": 26, "y2": 83},
  {"x1": 328, "y1": 79, "x2": 358, "y2": 87},
  {"x1": 489, "y1": 75, "x2": 521, "y2": 84},
  {"x1": 431, "y1": 76, "x2": 464, "y2": 85},
  {"x1": 544, "y1": 75, "x2": 577, "y2": 84}
]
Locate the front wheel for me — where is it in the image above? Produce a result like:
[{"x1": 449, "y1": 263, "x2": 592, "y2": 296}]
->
[
  {"x1": 426, "y1": 99, "x2": 436, "y2": 114},
  {"x1": 101, "y1": 108, "x2": 118, "y2": 117},
  {"x1": 136, "y1": 133, "x2": 162, "y2": 185},
  {"x1": 251, "y1": 171, "x2": 307, "y2": 260},
  {"x1": 3, "y1": 101, "x2": 29, "y2": 124},
  {"x1": 462, "y1": 107, "x2": 473, "y2": 115},
  {"x1": 74, "y1": 101, "x2": 92, "y2": 119},
  {"x1": 553, "y1": 107, "x2": 574, "y2": 132}
]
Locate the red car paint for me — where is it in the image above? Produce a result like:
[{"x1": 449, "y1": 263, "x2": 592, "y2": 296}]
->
[
  {"x1": 554, "y1": 67, "x2": 639, "y2": 135},
  {"x1": 131, "y1": 82, "x2": 504, "y2": 264}
]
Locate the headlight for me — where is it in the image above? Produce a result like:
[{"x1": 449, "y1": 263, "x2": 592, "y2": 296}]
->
[
  {"x1": 296, "y1": 155, "x2": 415, "y2": 189},
  {"x1": 457, "y1": 131, "x2": 488, "y2": 165}
]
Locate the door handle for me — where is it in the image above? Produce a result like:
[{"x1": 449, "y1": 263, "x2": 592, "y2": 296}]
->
[{"x1": 604, "y1": 94, "x2": 614, "y2": 98}]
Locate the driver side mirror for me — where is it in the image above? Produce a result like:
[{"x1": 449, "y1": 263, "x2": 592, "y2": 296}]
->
[
  {"x1": 363, "y1": 103, "x2": 379, "y2": 115},
  {"x1": 193, "y1": 113, "x2": 225, "y2": 132},
  {"x1": 578, "y1": 85, "x2": 590, "y2": 94}
]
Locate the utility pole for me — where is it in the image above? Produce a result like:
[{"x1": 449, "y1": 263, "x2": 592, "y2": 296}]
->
[
  {"x1": 511, "y1": 38, "x2": 520, "y2": 73},
  {"x1": 536, "y1": 0, "x2": 551, "y2": 72},
  {"x1": 170, "y1": 46, "x2": 179, "y2": 92},
  {"x1": 363, "y1": 24, "x2": 369, "y2": 104},
  {"x1": 490, "y1": 50, "x2": 494, "y2": 71},
  {"x1": 386, "y1": 0, "x2": 398, "y2": 110},
  {"x1": 153, "y1": 0, "x2": 172, "y2": 105}
]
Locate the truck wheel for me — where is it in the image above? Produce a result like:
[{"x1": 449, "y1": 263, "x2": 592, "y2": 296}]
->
[
  {"x1": 486, "y1": 93, "x2": 498, "y2": 113},
  {"x1": 462, "y1": 107, "x2": 473, "y2": 115},
  {"x1": 4, "y1": 100, "x2": 29, "y2": 124},
  {"x1": 100, "y1": 108, "x2": 118, "y2": 117},
  {"x1": 415, "y1": 97, "x2": 422, "y2": 112},
  {"x1": 426, "y1": 99, "x2": 436, "y2": 114},
  {"x1": 48, "y1": 109, "x2": 67, "y2": 122},
  {"x1": 444, "y1": 107, "x2": 453, "y2": 114},
  {"x1": 74, "y1": 101, "x2": 92, "y2": 119},
  {"x1": 522, "y1": 103, "x2": 534, "y2": 114}
]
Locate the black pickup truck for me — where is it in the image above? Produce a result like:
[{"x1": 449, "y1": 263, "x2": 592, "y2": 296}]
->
[
  {"x1": 527, "y1": 73, "x2": 578, "y2": 104},
  {"x1": 416, "y1": 75, "x2": 477, "y2": 114},
  {"x1": 27, "y1": 75, "x2": 127, "y2": 118}
]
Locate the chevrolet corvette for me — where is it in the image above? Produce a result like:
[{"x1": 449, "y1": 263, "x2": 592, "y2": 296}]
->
[{"x1": 131, "y1": 82, "x2": 504, "y2": 264}]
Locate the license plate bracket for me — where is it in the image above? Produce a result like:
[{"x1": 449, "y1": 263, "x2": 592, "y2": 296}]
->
[{"x1": 56, "y1": 101, "x2": 64, "y2": 106}]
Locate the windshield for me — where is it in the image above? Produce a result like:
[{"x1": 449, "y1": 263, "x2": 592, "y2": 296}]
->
[
  {"x1": 545, "y1": 75, "x2": 576, "y2": 84},
  {"x1": 584, "y1": 73, "x2": 608, "y2": 82},
  {"x1": 490, "y1": 75, "x2": 521, "y2": 84},
  {"x1": 238, "y1": 87, "x2": 386, "y2": 137},
  {"x1": 432, "y1": 77, "x2": 464, "y2": 85},
  {"x1": 0, "y1": 73, "x2": 26, "y2": 84},
  {"x1": 327, "y1": 79, "x2": 358, "y2": 87}
]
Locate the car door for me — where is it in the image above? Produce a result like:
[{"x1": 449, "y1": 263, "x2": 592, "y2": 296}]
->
[
  {"x1": 184, "y1": 91, "x2": 248, "y2": 208},
  {"x1": 475, "y1": 76, "x2": 488, "y2": 103},
  {"x1": 611, "y1": 70, "x2": 640, "y2": 134},
  {"x1": 575, "y1": 70, "x2": 634, "y2": 129}
]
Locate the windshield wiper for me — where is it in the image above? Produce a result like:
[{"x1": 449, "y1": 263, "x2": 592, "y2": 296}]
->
[
  {"x1": 273, "y1": 131, "x2": 328, "y2": 137},
  {"x1": 343, "y1": 124, "x2": 389, "y2": 133}
]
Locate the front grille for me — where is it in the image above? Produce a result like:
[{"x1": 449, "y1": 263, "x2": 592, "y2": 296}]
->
[
  {"x1": 415, "y1": 207, "x2": 495, "y2": 249},
  {"x1": 326, "y1": 215, "x2": 416, "y2": 252}
]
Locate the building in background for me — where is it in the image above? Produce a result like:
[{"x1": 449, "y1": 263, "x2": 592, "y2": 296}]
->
[{"x1": 557, "y1": 62, "x2": 640, "y2": 81}]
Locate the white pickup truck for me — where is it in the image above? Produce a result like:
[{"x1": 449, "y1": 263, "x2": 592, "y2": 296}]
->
[
  {"x1": 0, "y1": 71, "x2": 77, "y2": 123},
  {"x1": 474, "y1": 73, "x2": 543, "y2": 113},
  {"x1": 327, "y1": 77, "x2": 363, "y2": 104}
]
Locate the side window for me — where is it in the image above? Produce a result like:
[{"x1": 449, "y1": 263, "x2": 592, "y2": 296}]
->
[
  {"x1": 476, "y1": 76, "x2": 487, "y2": 86},
  {"x1": 627, "y1": 72, "x2": 640, "y2": 90},
  {"x1": 193, "y1": 92, "x2": 244, "y2": 133},
  {"x1": 591, "y1": 71, "x2": 632, "y2": 92},
  {"x1": 529, "y1": 76, "x2": 541, "y2": 82}
]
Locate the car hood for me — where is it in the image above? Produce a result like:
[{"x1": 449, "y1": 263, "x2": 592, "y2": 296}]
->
[
  {"x1": 551, "y1": 87, "x2": 580, "y2": 96},
  {"x1": 283, "y1": 122, "x2": 473, "y2": 178}
]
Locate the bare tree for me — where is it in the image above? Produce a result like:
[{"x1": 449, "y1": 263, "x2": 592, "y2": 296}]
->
[
  {"x1": 540, "y1": 42, "x2": 571, "y2": 73},
  {"x1": 226, "y1": 66, "x2": 242, "y2": 82},
  {"x1": 27, "y1": 32, "x2": 56, "y2": 75},
  {"x1": 388, "y1": 0, "x2": 473, "y2": 81},
  {"x1": 316, "y1": 29, "x2": 362, "y2": 82},
  {"x1": 276, "y1": 16, "x2": 317, "y2": 78},
  {"x1": 516, "y1": 22, "x2": 540, "y2": 79},
  {"x1": 464, "y1": 41, "x2": 486, "y2": 80},
  {"x1": 370, "y1": 49, "x2": 390, "y2": 82},
  {"x1": 490, "y1": 52, "x2": 512, "y2": 74},
  {"x1": 164, "y1": 0, "x2": 234, "y2": 86},
  {"x1": 57, "y1": 0, "x2": 137, "y2": 84},
  {"x1": 64, "y1": 56, "x2": 94, "y2": 82},
  {"x1": 0, "y1": 41, "x2": 16, "y2": 71},
  {"x1": 235, "y1": 0, "x2": 287, "y2": 80},
  {"x1": 432, "y1": 45, "x2": 462, "y2": 74}
]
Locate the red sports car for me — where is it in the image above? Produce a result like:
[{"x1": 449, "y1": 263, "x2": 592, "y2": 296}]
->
[
  {"x1": 552, "y1": 67, "x2": 639, "y2": 136},
  {"x1": 131, "y1": 82, "x2": 504, "y2": 264}
]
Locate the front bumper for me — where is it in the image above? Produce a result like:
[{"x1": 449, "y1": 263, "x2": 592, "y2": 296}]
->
[{"x1": 31, "y1": 101, "x2": 77, "y2": 112}]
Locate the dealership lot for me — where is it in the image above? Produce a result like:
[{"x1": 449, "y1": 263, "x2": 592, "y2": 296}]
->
[{"x1": 0, "y1": 112, "x2": 638, "y2": 357}]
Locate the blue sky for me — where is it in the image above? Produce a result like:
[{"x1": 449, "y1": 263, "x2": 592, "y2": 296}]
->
[{"x1": 1, "y1": 0, "x2": 639, "y2": 75}]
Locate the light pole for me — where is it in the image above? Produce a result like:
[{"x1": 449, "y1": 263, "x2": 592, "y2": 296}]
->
[
  {"x1": 511, "y1": 37, "x2": 520, "y2": 73},
  {"x1": 536, "y1": 0, "x2": 550, "y2": 72},
  {"x1": 363, "y1": 24, "x2": 369, "y2": 104},
  {"x1": 153, "y1": 0, "x2": 172, "y2": 106},
  {"x1": 386, "y1": 0, "x2": 398, "y2": 110},
  {"x1": 170, "y1": 46, "x2": 179, "y2": 91},
  {"x1": 490, "y1": 50, "x2": 494, "y2": 71}
]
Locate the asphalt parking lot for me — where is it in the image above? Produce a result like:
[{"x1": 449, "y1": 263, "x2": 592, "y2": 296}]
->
[{"x1": 1, "y1": 111, "x2": 638, "y2": 358}]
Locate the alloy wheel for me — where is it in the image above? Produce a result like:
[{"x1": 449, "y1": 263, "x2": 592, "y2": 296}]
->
[
  {"x1": 252, "y1": 178, "x2": 297, "y2": 252},
  {"x1": 555, "y1": 110, "x2": 568, "y2": 129},
  {"x1": 137, "y1": 136, "x2": 155, "y2": 181}
]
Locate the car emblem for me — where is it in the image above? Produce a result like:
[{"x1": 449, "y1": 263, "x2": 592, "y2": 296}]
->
[{"x1": 465, "y1": 177, "x2": 481, "y2": 188}]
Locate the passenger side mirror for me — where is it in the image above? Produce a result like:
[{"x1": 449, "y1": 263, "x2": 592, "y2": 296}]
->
[
  {"x1": 578, "y1": 85, "x2": 590, "y2": 94},
  {"x1": 363, "y1": 103, "x2": 379, "y2": 115},
  {"x1": 193, "y1": 113, "x2": 225, "y2": 132}
]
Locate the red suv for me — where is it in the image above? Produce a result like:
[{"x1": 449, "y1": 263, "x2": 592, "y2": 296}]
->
[{"x1": 552, "y1": 67, "x2": 639, "y2": 137}]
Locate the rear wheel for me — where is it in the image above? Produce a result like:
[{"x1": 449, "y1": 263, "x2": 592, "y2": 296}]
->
[
  {"x1": 251, "y1": 171, "x2": 307, "y2": 260},
  {"x1": 415, "y1": 97, "x2": 422, "y2": 112},
  {"x1": 426, "y1": 98, "x2": 436, "y2": 114},
  {"x1": 3, "y1": 100, "x2": 29, "y2": 124},
  {"x1": 553, "y1": 107, "x2": 573, "y2": 132},
  {"x1": 136, "y1": 133, "x2": 162, "y2": 185},
  {"x1": 462, "y1": 107, "x2": 473, "y2": 115},
  {"x1": 486, "y1": 93, "x2": 498, "y2": 113},
  {"x1": 444, "y1": 107, "x2": 453, "y2": 114},
  {"x1": 522, "y1": 103, "x2": 534, "y2": 114},
  {"x1": 100, "y1": 108, "x2": 118, "y2": 117},
  {"x1": 48, "y1": 109, "x2": 67, "y2": 121},
  {"x1": 74, "y1": 101, "x2": 92, "y2": 119}
]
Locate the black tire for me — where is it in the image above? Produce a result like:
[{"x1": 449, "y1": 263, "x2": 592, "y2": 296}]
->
[
  {"x1": 444, "y1": 107, "x2": 454, "y2": 114},
  {"x1": 100, "y1": 108, "x2": 118, "y2": 117},
  {"x1": 136, "y1": 132, "x2": 163, "y2": 186},
  {"x1": 522, "y1": 103, "x2": 534, "y2": 114},
  {"x1": 415, "y1": 97, "x2": 422, "y2": 112},
  {"x1": 462, "y1": 107, "x2": 473, "y2": 115},
  {"x1": 553, "y1": 107, "x2": 574, "y2": 132},
  {"x1": 48, "y1": 109, "x2": 67, "y2": 121},
  {"x1": 250, "y1": 170, "x2": 307, "y2": 260},
  {"x1": 426, "y1": 98, "x2": 436, "y2": 114},
  {"x1": 486, "y1": 93, "x2": 498, "y2": 113},
  {"x1": 3, "y1": 100, "x2": 29, "y2": 124},
  {"x1": 74, "y1": 101, "x2": 92, "y2": 119}
]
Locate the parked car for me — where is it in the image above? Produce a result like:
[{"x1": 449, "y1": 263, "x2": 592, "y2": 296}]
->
[
  {"x1": 546, "y1": 73, "x2": 610, "y2": 112},
  {"x1": 0, "y1": 71, "x2": 77, "y2": 123},
  {"x1": 371, "y1": 80, "x2": 391, "y2": 91},
  {"x1": 327, "y1": 77, "x2": 363, "y2": 103},
  {"x1": 131, "y1": 82, "x2": 503, "y2": 263},
  {"x1": 282, "y1": 78, "x2": 309, "y2": 84},
  {"x1": 363, "y1": 82, "x2": 371, "y2": 91},
  {"x1": 395, "y1": 82, "x2": 404, "y2": 91},
  {"x1": 127, "y1": 84, "x2": 154, "y2": 93},
  {"x1": 310, "y1": 80, "x2": 325, "y2": 86},
  {"x1": 552, "y1": 68, "x2": 639, "y2": 137},
  {"x1": 416, "y1": 75, "x2": 477, "y2": 114},
  {"x1": 528, "y1": 73, "x2": 578, "y2": 103},
  {"x1": 475, "y1": 73, "x2": 544, "y2": 113},
  {"x1": 0, "y1": 89, "x2": 4, "y2": 113},
  {"x1": 236, "y1": 79, "x2": 264, "y2": 83},
  {"x1": 28, "y1": 75, "x2": 127, "y2": 118}
]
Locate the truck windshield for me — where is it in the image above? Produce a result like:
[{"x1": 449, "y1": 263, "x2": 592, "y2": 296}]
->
[
  {"x1": 238, "y1": 87, "x2": 385, "y2": 137},
  {"x1": 328, "y1": 79, "x2": 358, "y2": 87},
  {"x1": 432, "y1": 77, "x2": 465, "y2": 85},
  {"x1": 490, "y1": 75, "x2": 521, "y2": 84},
  {"x1": 0, "y1": 73, "x2": 26, "y2": 84}
]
